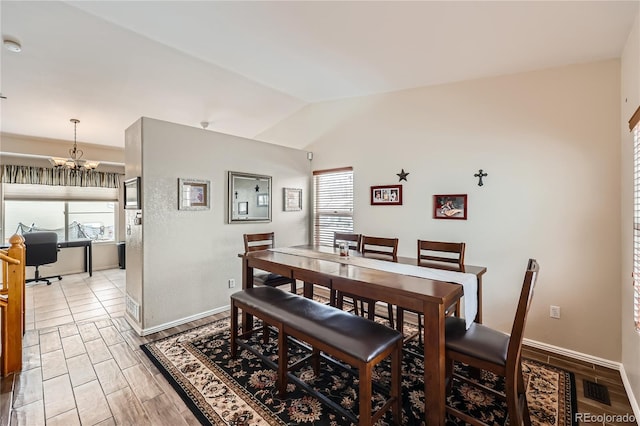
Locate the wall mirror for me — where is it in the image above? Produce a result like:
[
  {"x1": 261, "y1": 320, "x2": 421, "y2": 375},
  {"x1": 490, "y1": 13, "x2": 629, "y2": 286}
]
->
[{"x1": 228, "y1": 171, "x2": 272, "y2": 223}]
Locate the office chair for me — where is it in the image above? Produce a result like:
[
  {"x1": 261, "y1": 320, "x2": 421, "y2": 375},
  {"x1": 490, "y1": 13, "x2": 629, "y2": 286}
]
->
[{"x1": 24, "y1": 232, "x2": 62, "y2": 285}]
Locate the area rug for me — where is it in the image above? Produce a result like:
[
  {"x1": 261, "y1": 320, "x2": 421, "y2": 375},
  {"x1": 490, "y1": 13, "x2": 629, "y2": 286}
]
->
[{"x1": 141, "y1": 318, "x2": 576, "y2": 426}]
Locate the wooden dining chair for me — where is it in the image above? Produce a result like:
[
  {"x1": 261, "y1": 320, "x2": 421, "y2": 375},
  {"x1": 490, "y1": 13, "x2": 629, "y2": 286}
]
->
[
  {"x1": 339, "y1": 235, "x2": 398, "y2": 328},
  {"x1": 243, "y1": 232, "x2": 296, "y2": 293},
  {"x1": 400, "y1": 240, "x2": 467, "y2": 343},
  {"x1": 444, "y1": 259, "x2": 539, "y2": 426},
  {"x1": 360, "y1": 235, "x2": 398, "y2": 262},
  {"x1": 333, "y1": 232, "x2": 361, "y2": 252},
  {"x1": 417, "y1": 240, "x2": 465, "y2": 271}
]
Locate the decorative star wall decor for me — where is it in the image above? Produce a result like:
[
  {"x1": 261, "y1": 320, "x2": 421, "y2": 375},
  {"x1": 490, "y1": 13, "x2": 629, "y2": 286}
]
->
[{"x1": 396, "y1": 169, "x2": 409, "y2": 182}]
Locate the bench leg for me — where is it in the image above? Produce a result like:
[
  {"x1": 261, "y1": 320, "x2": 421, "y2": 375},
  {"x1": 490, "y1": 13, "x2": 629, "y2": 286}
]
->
[
  {"x1": 230, "y1": 301, "x2": 238, "y2": 357},
  {"x1": 278, "y1": 328, "x2": 288, "y2": 398},
  {"x1": 312, "y1": 348, "x2": 321, "y2": 376},
  {"x1": 358, "y1": 361, "x2": 372, "y2": 426}
]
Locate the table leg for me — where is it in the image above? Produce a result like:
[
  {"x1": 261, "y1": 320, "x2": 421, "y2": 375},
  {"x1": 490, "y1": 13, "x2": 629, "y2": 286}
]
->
[
  {"x1": 87, "y1": 242, "x2": 92, "y2": 277},
  {"x1": 475, "y1": 276, "x2": 483, "y2": 323},
  {"x1": 423, "y1": 302, "x2": 446, "y2": 426},
  {"x1": 241, "y1": 258, "x2": 254, "y2": 332}
]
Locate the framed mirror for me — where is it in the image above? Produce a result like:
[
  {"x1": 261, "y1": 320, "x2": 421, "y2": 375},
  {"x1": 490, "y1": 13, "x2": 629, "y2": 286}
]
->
[{"x1": 228, "y1": 171, "x2": 272, "y2": 223}]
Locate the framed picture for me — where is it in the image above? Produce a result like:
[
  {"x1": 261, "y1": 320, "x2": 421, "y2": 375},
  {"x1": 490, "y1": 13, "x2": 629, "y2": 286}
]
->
[
  {"x1": 257, "y1": 193, "x2": 269, "y2": 207},
  {"x1": 283, "y1": 188, "x2": 302, "y2": 211},
  {"x1": 178, "y1": 178, "x2": 210, "y2": 210},
  {"x1": 238, "y1": 201, "x2": 248, "y2": 215},
  {"x1": 371, "y1": 184, "x2": 403, "y2": 205},
  {"x1": 124, "y1": 177, "x2": 141, "y2": 209},
  {"x1": 433, "y1": 194, "x2": 467, "y2": 220}
]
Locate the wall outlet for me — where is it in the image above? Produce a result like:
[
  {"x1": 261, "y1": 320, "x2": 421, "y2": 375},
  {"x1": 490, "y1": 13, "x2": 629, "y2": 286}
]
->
[
  {"x1": 228, "y1": 278, "x2": 236, "y2": 288},
  {"x1": 550, "y1": 305, "x2": 561, "y2": 319}
]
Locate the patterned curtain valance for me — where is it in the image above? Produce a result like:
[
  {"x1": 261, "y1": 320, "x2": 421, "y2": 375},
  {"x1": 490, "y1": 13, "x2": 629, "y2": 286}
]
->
[{"x1": 1, "y1": 165, "x2": 121, "y2": 188}]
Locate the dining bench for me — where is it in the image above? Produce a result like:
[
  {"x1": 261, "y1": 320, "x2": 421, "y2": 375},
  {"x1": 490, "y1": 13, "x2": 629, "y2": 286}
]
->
[{"x1": 230, "y1": 286, "x2": 403, "y2": 426}]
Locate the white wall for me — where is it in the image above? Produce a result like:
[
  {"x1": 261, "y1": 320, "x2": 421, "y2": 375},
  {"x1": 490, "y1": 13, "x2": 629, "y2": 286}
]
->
[
  {"x1": 125, "y1": 118, "x2": 310, "y2": 333},
  {"x1": 621, "y1": 10, "x2": 640, "y2": 416},
  {"x1": 259, "y1": 60, "x2": 622, "y2": 361}
]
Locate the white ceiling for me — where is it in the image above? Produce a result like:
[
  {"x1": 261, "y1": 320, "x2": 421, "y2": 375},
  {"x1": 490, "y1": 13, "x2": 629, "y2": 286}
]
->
[{"x1": 1, "y1": 1, "x2": 638, "y2": 149}]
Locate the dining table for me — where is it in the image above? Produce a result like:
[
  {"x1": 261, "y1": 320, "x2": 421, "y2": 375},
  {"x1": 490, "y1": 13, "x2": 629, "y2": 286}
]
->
[{"x1": 240, "y1": 244, "x2": 487, "y2": 425}]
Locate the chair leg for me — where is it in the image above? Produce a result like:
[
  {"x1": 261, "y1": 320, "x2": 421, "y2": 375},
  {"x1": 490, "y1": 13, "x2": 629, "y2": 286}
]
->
[
  {"x1": 290, "y1": 279, "x2": 296, "y2": 294},
  {"x1": 387, "y1": 303, "x2": 394, "y2": 329},
  {"x1": 230, "y1": 302, "x2": 238, "y2": 357},
  {"x1": 505, "y1": 374, "x2": 523, "y2": 426},
  {"x1": 518, "y1": 363, "x2": 532, "y2": 426}
]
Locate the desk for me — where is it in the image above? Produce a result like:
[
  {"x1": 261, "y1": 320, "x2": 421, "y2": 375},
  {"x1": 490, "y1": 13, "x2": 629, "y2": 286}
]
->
[
  {"x1": 241, "y1": 246, "x2": 481, "y2": 425},
  {"x1": 4, "y1": 238, "x2": 94, "y2": 277},
  {"x1": 57, "y1": 239, "x2": 92, "y2": 277}
]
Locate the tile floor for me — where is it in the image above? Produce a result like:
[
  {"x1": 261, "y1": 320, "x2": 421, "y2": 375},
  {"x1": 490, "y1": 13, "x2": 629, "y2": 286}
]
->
[{"x1": 12, "y1": 269, "x2": 225, "y2": 425}]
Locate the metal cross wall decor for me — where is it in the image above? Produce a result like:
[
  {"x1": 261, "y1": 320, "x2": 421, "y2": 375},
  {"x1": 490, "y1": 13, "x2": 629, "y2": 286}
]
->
[{"x1": 474, "y1": 169, "x2": 488, "y2": 186}]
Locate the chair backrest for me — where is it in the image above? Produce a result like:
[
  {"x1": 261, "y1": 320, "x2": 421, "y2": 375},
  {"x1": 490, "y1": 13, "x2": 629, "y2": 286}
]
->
[
  {"x1": 243, "y1": 232, "x2": 276, "y2": 253},
  {"x1": 417, "y1": 240, "x2": 466, "y2": 271},
  {"x1": 23, "y1": 232, "x2": 58, "y2": 267},
  {"x1": 360, "y1": 236, "x2": 398, "y2": 262},
  {"x1": 506, "y1": 259, "x2": 540, "y2": 375},
  {"x1": 333, "y1": 232, "x2": 361, "y2": 251}
]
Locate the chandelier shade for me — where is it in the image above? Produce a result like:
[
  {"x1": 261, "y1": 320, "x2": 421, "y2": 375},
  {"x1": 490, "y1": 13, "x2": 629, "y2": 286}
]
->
[{"x1": 49, "y1": 119, "x2": 99, "y2": 170}]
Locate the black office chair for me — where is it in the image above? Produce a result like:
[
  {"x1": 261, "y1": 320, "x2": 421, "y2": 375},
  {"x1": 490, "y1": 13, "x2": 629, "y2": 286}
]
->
[{"x1": 24, "y1": 232, "x2": 62, "y2": 285}]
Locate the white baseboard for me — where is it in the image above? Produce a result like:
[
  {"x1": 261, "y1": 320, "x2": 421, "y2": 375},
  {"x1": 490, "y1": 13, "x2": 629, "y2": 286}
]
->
[
  {"x1": 523, "y1": 338, "x2": 621, "y2": 370},
  {"x1": 125, "y1": 305, "x2": 230, "y2": 337}
]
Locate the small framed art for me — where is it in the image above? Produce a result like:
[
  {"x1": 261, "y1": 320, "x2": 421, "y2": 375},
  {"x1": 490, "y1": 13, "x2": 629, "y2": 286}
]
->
[
  {"x1": 124, "y1": 177, "x2": 141, "y2": 210},
  {"x1": 433, "y1": 194, "x2": 467, "y2": 220},
  {"x1": 371, "y1": 185, "x2": 403, "y2": 205},
  {"x1": 178, "y1": 178, "x2": 210, "y2": 210},
  {"x1": 283, "y1": 188, "x2": 302, "y2": 211}
]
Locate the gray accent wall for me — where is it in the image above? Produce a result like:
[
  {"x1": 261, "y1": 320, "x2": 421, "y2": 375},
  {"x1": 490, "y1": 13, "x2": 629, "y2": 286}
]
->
[{"x1": 124, "y1": 117, "x2": 309, "y2": 333}]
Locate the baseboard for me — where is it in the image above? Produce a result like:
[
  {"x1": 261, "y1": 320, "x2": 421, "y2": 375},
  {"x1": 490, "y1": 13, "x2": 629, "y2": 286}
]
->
[
  {"x1": 523, "y1": 338, "x2": 622, "y2": 370},
  {"x1": 132, "y1": 305, "x2": 230, "y2": 337},
  {"x1": 619, "y1": 364, "x2": 640, "y2": 421}
]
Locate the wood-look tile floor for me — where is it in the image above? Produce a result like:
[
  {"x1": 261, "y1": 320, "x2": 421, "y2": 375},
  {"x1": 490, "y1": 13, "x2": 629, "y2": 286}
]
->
[{"x1": 4, "y1": 271, "x2": 637, "y2": 425}]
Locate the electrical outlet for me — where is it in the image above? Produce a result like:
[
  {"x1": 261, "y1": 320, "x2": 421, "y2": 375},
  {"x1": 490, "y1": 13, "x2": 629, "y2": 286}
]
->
[
  {"x1": 550, "y1": 305, "x2": 561, "y2": 319},
  {"x1": 228, "y1": 278, "x2": 236, "y2": 288}
]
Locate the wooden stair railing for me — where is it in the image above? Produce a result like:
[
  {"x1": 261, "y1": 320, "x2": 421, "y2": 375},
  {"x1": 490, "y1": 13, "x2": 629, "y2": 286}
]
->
[{"x1": 0, "y1": 234, "x2": 25, "y2": 376}]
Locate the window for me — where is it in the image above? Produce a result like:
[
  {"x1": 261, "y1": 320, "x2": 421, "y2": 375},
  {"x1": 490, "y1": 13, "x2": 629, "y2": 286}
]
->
[
  {"x1": 4, "y1": 200, "x2": 116, "y2": 243},
  {"x1": 2, "y1": 184, "x2": 118, "y2": 244},
  {"x1": 313, "y1": 167, "x2": 354, "y2": 246},
  {"x1": 632, "y1": 106, "x2": 640, "y2": 332}
]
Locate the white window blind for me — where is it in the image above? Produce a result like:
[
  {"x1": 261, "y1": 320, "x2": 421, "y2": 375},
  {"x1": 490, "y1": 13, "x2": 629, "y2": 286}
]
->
[
  {"x1": 634, "y1": 123, "x2": 640, "y2": 332},
  {"x1": 313, "y1": 167, "x2": 354, "y2": 247}
]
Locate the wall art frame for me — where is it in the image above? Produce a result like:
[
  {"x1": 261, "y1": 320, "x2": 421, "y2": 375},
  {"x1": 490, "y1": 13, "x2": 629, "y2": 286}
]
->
[
  {"x1": 433, "y1": 194, "x2": 467, "y2": 220},
  {"x1": 370, "y1": 184, "x2": 403, "y2": 205},
  {"x1": 178, "y1": 178, "x2": 210, "y2": 211},
  {"x1": 123, "y1": 177, "x2": 141, "y2": 210},
  {"x1": 283, "y1": 187, "x2": 302, "y2": 211}
]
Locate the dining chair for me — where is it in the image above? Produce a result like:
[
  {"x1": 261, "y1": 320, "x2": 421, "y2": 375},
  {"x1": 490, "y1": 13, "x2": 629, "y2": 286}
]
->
[
  {"x1": 338, "y1": 235, "x2": 398, "y2": 328},
  {"x1": 333, "y1": 232, "x2": 361, "y2": 252},
  {"x1": 400, "y1": 240, "x2": 467, "y2": 343},
  {"x1": 417, "y1": 240, "x2": 465, "y2": 271},
  {"x1": 444, "y1": 258, "x2": 539, "y2": 426},
  {"x1": 243, "y1": 232, "x2": 296, "y2": 293}
]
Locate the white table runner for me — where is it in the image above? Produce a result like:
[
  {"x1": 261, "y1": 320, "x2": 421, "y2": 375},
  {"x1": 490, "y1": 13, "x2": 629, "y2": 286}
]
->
[{"x1": 271, "y1": 247, "x2": 477, "y2": 329}]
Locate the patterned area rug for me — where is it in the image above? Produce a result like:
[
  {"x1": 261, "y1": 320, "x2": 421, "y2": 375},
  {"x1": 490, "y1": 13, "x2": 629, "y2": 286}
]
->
[{"x1": 141, "y1": 318, "x2": 576, "y2": 425}]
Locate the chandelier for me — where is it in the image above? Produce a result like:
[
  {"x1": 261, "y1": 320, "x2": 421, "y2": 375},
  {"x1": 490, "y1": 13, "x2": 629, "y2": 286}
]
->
[{"x1": 49, "y1": 119, "x2": 100, "y2": 170}]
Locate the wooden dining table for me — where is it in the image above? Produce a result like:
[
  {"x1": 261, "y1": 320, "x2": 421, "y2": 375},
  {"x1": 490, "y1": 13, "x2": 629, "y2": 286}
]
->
[{"x1": 240, "y1": 244, "x2": 486, "y2": 425}]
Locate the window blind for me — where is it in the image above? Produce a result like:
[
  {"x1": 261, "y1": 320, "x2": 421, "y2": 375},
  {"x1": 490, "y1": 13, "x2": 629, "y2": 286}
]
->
[{"x1": 313, "y1": 167, "x2": 354, "y2": 247}]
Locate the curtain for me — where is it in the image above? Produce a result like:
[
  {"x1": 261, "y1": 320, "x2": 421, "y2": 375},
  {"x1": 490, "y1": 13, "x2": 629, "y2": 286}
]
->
[{"x1": 1, "y1": 165, "x2": 121, "y2": 188}]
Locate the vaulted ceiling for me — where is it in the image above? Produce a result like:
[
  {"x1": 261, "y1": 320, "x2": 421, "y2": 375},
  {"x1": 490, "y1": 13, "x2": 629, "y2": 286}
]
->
[{"x1": 1, "y1": 1, "x2": 637, "y2": 150}]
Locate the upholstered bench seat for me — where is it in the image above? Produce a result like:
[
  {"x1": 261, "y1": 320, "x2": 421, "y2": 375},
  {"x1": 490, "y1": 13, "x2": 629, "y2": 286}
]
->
[{"x1": 230, "y1": 286, "x2": 403, "y2": 425}]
